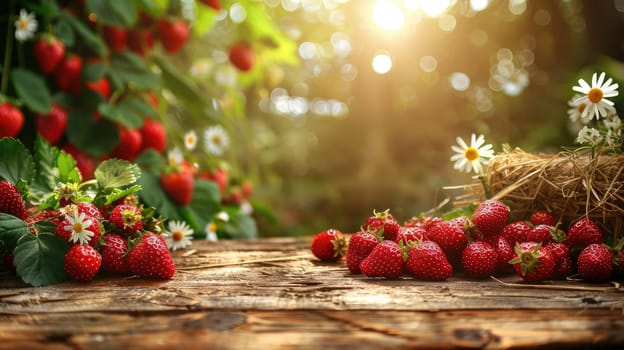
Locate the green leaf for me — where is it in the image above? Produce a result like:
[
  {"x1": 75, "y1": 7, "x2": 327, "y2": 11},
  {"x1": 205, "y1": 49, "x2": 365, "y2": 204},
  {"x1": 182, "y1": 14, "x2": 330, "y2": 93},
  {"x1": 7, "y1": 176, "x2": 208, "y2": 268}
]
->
[
  {"x1": 98, "y1": 98, "x2": 149, "y2": 128},
  {"x1": 135, "y1": 0, "x2": 168, "y2": 18},
  {"x1": 82, "y1": 62, "x2": 108, "y2": 82},
  {"x1": 86, "y1": 0, "x2": 137, "y2": 27},
  {"x1": 135, "y1": 149, "x2": 164, "y2": 174},
  {"x1": 33, "y1": 221, "x2": 57, "y2": 235},
  {"x1": 10, "y1": 68, "x2": 52, "y2": 114},
  {"x1": 104, "y1": 184, "x2": 142, "y2": 205},
  {"x1": 109, "y1": 52, "x2": 160, "y2": 89},
  {"x1": 30, "y1": 137, "x2": 61, "y2": 197},
  {"x1": 219, "y1": 208, "x2": 257, "y2": 239},
  {"x1": 95, "y1": 159, "x2": 141, "y2": 189},
  {"x1": 66, "y1": 110, "x2": 119, "y2": 156},
  {"x1": 153, "y1": 54, "x2": 221, "y2": 123},
  {"x1": 193, "y1": 4, "x2": 218, "y2": 36},
  {"x1": 14, "y1": 233, "x2": 69, "y2": 287},
  {"x1": 138, "y1": 171, "x2": 180, "y2": 220},
  {"x1": 58, "y1": 11, "x2": 108, "y2": 57},
  {"x1": 441, "y1": 203, "x2": 477, "y2": 221},
  {"x1": 55, "y1": 18, "x2": 75, "y2": 47},
  {"x1": 0, "y1": 214, "x2": 30, "y2": 253},
  {"x1": 57, "y1": 149, "x2": 82, "y2": 183},
  {"x1": 185, "y1": 179, "x2": 221, "y2": 234},
  {"x1": 0, "y1": 138, "x2": 35, "y2": 185}
]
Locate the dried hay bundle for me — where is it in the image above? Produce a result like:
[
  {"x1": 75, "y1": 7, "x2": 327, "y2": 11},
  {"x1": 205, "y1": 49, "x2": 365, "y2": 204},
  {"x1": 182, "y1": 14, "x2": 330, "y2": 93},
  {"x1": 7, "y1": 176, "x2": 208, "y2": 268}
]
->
[{"x1": 484, "y1": 148, "x2": 624, "y2": 243}]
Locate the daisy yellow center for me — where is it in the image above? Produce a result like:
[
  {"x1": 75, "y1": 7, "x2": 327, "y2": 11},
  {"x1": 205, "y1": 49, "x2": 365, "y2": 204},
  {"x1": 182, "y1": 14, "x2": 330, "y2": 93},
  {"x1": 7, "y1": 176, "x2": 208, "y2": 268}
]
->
[
  {"x1": 187, "y1": 135, "x2": 196, "y2": 143},
  {"x1": 578, "y1": 103, "x2": 587, "y2": 113},
  {"x1": 464, "y1": 147, "x2": 479, "y2": 161},
  {"x1": 212, "y1": 135, "x2": 222, "y2": 145},
  {"x1": 209, "y1": 222, "x2": 217, "y2": 232},
  {"x1": 172, "y1": 230, "x2": 184, "y2": 242},
  {"x1": 588, "y1": 88, "x2": 603, "y2": 103},
  {"x1": 18, "y1": 19, "x2": 28, "y2": 29},
  {"x1": 73, "y1": 222, "x2": 84, "y2": 233}
]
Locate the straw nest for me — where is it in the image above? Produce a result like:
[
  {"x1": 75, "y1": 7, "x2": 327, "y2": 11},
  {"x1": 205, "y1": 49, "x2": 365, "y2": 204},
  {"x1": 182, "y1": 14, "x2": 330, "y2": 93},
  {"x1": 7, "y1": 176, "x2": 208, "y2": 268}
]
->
[{"x1": 483, "y1": 147, "x2": 624, "y2": 243}]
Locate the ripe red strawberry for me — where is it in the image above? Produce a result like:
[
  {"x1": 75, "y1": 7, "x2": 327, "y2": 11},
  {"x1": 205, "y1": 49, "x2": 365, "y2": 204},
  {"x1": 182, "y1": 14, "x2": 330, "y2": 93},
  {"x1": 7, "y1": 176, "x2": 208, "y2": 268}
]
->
[
  {"x1": 109, "y1": 204, "x2": 143, "y2": 234},
  {"x1": 577, "y1": 243, "x2": 613, "y2": 282},
  {"x1": 33, "y1": 36, "x2": 65, "y2": 74},
  {"x1": 614, "y1": 238, "x2": 624, "y2": 277},
  {"x1": 510, "y1": 242, "x2": 555, "y2": 282},
  {"x1": 64, "y1": 244, "x2": 102, "y2": 282},
  {"x1": 229, "y1": 42, "x2": 255, "y2": 72},
  {"x1": 156, "y1": 18, "x2": 190, "y2": 54},
  {"x1": 86, "y1": 77, "x2": 111, "y2": 99},
  {"x1": 128, "y1": 29, "x2": 155, "y2": 57},
  {"x1": 200, "y1": 0, "x2": 222, "y2": 10},
  {"x1": 55, "y1": 209, "x2": 101, "y2": 246},
  {"x1": 198, "y1": 167, "x2": 228, "y2": 194},
  {"x1": 405, "y1": 240, "x2": 453, "y2": 281},
  {"x1": 310, "y1": 229, "x2": 346, "y2": 261},
  {"x1": 471, "y1": 199, "x2": 510, "y2": 237},
  {"x1": 100, "y1": 234, "x2": 130, "y2": 275},
  {"x1": 62, "y1": 144, "x2": 96, "y2": 180},
  {"x1": 103, "y1": 25, "x2": 127, "y2": 52},
  {"x1": 490, "y1": 235, "x2": 514, "y2": 273},
  {"x1": 427, "y1": 216, "x2": 468, "y2": 263},
  {"x1": 544, "y1": 242, "x2": 572, "y2": 280},
  {"x1": 530, "y1": 210, "x2": 557, "y2": 227},
  {"x1": 54, "y1": 54, "x2": 82, "y2": 92},
  {"x1": 128, "y1": 232, "x2": 175, "y2": 279},
  {"x1": 0, "y1": 180, "x2": 26, "y2": 219},
  {"x1": 362, "y1": 209, "x2": 400, "y2": 242},
  {"x1": 160, "y1": 170, "x2": 194, "y2": 205},
  {"x1": 345, "y1": 231, "x2": 380, "y2": 274},
  {"x1": 111, "y1": 128, "x2": 142, "y2": 161},
  {"x1": 24, "y1": 209, "x2": 62, "y2": 234},
  {"x1": 0, "y1": 102, "x2": 24, "y2": 138},
  {"x1": 73, "y1": 202, "x2": 104, "y2": 220},
  {"x1": 359, "y1": 240, "x2": 404, "y2": 278},
  {"x1": 564, "y1": 217, "x2": 603, "y2": 250},
  {"x1": 36, "y1": 103, "x2": 68, "y2": 145},
  {"x1": 500, "y1": 221, "x2": 532, "y2": 245},
  {"x1": 397, "y1": 226, "x2": 428, "y2": 245},
  {"x1": 461, "y1": 241, "x2": 497, "y2": 278},
  {"x1": 525, "y1": 224, "x2": 561, "y2": 245},
  {"x1": 140, "y1": 118, "x2": 167, "y2": 153}
]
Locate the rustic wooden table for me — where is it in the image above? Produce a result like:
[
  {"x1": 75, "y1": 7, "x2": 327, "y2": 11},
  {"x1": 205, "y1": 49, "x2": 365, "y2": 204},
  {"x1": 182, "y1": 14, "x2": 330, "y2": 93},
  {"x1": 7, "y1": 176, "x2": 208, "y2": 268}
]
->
[{"x1": 0, "y1": 237, "x2": 623, "y2": 349}]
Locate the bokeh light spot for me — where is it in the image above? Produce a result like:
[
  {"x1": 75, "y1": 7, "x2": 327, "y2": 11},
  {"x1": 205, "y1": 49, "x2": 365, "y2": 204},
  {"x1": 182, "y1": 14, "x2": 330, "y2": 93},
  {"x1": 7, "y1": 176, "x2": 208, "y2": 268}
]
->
[
  {"x1": 450, "y1": 72, "x2": 471, "y2": 91},
  {"x1": 373, "y1": 0, "x2": 405, "y2": 31},
  {"x1": 230, "y1": 3, "x2": 247, "y2": 23},
  {"x1": 419, "y1": 55, "x2": 438, "y2": 72},
  {"x1": 438, "y1": 14, "x2": 457, "y2": 31},
  {"x1": 372, "y1": 53, "x2": 393, "y2": 74},
  {"x1": 470, "y1": 0, "x2": 489, "y2": 12}
]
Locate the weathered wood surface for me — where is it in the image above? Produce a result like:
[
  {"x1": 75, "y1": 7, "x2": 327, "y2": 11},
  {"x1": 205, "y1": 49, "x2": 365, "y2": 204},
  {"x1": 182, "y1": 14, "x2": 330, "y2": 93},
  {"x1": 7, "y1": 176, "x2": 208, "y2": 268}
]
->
[{"x1": 0, "y1": 237, "x2": 623, "y2": 349}]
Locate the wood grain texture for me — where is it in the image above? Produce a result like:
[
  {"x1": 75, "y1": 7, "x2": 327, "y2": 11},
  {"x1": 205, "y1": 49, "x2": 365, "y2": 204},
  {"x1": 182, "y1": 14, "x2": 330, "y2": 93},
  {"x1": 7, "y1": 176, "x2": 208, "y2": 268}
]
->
[{"x1": 0, "y1": 237, "x2": 623, "y2": 349}]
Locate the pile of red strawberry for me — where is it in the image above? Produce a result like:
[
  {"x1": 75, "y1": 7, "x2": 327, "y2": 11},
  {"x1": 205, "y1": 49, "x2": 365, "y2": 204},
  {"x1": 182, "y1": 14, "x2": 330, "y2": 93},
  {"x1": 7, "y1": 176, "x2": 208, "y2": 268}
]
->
[
  {"x1": 311, "y1": 200, "x2": 624, "y2": 282},
  {"x1": 1, "y1": 180, "x2": 175, "y2": 282}
]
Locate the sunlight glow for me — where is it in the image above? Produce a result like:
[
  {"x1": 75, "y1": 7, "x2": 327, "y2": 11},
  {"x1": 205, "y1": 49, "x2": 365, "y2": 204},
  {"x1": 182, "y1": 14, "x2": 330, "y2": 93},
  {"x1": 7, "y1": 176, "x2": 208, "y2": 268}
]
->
[
  {"x1": 421, "y1": 0, "x2": 452, "y2": 17},
  {"x1": 373, "y1": 0, "x2": 404, "y2": 31},
  {"x1": 372, "y1": 53, "x2": 393, "y2": 74}
]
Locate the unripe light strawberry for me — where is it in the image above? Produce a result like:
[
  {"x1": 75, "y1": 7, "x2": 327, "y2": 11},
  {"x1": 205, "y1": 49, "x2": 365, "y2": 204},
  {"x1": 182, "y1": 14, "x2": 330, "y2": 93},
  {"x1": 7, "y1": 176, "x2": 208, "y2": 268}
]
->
[
  {"x1": 577, "y1": 243, "x2": 613, "y2": 282},
  {"x1": 64, "y1": 244, "x2": 102, "y2": 282},
  {"x1": 345, "y1": 231, "x2": 380, "y2": 274},
  {"x1": 128, "y1": 232, "x2": 175, "y2": 279},
  {"x1": 461, "y1": 241, "x2": 497, "y2": 278},
  {"x1": 109, "y1": 204, "x2": 143, "y2": 234},
  {"x1": 471, "y1": 199, "x2": 510, "y2": 237},
  {"x1": 0, "y1": 180, "x2": 26, "y2": 219},
  {"x1": 100, "y1": 234, "x2": 130, "y2": 275},
  {"x1": 359, "y1": 240, "x2": 404, "y2": 278},
  {"x1": 310, "y1": 229, "x2": 346, "y2": 261},
  {"x1": 406, "y1": 240, "x2": 453, "y2": 281}
]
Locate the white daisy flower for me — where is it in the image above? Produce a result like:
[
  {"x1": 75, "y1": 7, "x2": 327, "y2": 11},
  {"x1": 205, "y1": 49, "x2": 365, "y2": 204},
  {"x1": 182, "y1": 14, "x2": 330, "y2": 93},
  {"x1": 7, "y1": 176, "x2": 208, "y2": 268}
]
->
[
  {"x1": 450, "y1": 133, "x2": 495, "y2": 174},
  {"x1": 572, "y1": 72, "x2": 618, "y2": 121},
  {"x1": 190, "y1": 59, "x2": 213, "y2": 76},
  {"x1": 184, "y1": 130, "x2": 198, "y2": 151},
  {"x1": 215, "y1": 211, "x2": 229, "y2": 222},
  {"x1": 205, "y1": 222, "x2": 218, "y2": 242},
  {"x1": 576, "y1": 126, "x2": 603, "y2": 146},
  {"x1": 167, "y1": 147, "x2": 183, "y2": 165},
  {"x1": 204, "y1": 125, "x2": 229, "y2": 156},
  {"x1": 14, "y1": 9, "x2": 37, "y2": 42},
  {"x1": 163, "y1": 220, "x2": 194, "y2": 251},
  {"x1": 64, "y1": 207, "x2": 95, "y2": 245},
  {"x1": 567, "y1": 94, "x2": 588, "y2": 124}
]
